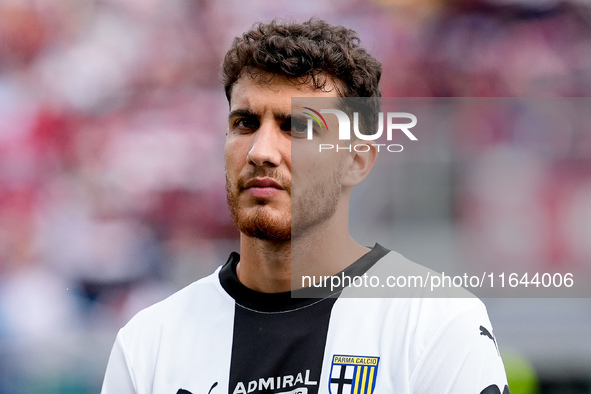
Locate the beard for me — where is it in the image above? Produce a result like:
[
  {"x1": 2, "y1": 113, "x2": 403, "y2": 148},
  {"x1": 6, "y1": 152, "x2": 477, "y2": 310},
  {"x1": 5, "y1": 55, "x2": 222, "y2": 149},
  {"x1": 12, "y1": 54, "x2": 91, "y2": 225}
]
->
[
  {"x1": 290, "y1": 167, "x2": 342, "y2": 239},
  {"x1": 226, "y1": 163, "x2": 343, "y2": 242},
  {"x1": 226, "y1": 168, "x2": 292, "y2": 241}
]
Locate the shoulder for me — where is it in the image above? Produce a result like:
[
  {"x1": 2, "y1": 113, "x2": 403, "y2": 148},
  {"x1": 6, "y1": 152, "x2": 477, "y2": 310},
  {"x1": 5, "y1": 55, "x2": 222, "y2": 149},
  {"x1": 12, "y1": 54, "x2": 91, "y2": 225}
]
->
[
  {"x1": 117, "y1": 267, "x2": 231, "y2": 343},
  {"x1": 103, "y1": 267, "x2": 237, "y2": 393},
  {"x1": 343, "y1": 249, "x2": 479, "y2": 299},
  {"x1": 373, "y1": 250, "x2": 493, "y2": 338},
  {"x1": 367, "y1": 251, "x2": 507, "y2": 392},
  {"x1": 340, "y1": 249, "x2": 496, "y2": 359}
]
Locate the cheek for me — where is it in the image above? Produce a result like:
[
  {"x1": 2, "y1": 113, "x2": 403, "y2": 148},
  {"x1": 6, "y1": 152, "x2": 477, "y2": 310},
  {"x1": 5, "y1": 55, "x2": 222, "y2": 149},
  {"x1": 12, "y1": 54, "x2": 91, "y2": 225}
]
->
[{"x1": 224, "y1": 139, "x2": 246, "y2": 170}]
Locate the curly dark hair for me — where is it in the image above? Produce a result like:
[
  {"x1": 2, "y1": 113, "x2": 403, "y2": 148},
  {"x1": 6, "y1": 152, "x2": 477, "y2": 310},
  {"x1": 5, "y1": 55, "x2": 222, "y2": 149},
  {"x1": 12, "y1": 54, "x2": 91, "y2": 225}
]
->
[{"x1": 221, "y1": 19, "x2": 382, "y2": 102}]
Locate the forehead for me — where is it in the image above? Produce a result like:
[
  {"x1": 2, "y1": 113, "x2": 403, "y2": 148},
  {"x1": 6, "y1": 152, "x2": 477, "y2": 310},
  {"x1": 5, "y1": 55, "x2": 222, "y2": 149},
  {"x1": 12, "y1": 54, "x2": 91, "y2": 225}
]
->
[{"x1": 229, "y1": 73, "x2": 340, "y2": 111}]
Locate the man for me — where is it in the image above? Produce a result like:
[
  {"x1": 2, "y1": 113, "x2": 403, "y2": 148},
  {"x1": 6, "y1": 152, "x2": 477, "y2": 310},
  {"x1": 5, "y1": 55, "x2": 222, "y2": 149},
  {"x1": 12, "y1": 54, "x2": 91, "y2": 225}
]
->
[{"x1": 102, "y1": 19, "x2": 509, "y2": 394}]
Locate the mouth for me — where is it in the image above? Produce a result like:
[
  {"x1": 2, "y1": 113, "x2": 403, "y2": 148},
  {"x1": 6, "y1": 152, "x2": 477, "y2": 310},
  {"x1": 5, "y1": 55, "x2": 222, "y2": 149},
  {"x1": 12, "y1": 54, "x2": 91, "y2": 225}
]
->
[
  {"x1": 243, "y1": 177, "x2": 285, "y2": 198},
  {"x1": 244, "y1": 177, "x2": 284, "y2": 189}
]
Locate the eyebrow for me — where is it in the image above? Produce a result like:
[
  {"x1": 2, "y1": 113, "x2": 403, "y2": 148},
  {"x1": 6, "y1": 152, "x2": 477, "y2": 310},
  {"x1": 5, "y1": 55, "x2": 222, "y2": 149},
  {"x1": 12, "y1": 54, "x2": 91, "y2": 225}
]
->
[
  {"x1": 228, "y1": 108, "x2": 257, "y2": 120},
  {"x1": 228, "y1": 108, "x2": 290, "y2": 122}
]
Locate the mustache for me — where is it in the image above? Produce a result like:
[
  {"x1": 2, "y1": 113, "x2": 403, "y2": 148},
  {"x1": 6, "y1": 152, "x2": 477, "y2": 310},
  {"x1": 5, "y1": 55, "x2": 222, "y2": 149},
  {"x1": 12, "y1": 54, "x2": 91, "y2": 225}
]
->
[{"x1": 237, "y1": 169, "x2": 291, "y2": 194}]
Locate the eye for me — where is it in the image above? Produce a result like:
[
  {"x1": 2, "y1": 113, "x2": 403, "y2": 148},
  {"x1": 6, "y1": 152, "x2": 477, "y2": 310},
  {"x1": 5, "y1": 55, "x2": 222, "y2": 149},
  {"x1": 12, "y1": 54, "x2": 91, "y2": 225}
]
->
[
  {"x1": 233, "y1": 117, "x2": 259, "y2": 131},
  {"x1": 288, "y1": 116, "x2": 311, "y2": 138}
]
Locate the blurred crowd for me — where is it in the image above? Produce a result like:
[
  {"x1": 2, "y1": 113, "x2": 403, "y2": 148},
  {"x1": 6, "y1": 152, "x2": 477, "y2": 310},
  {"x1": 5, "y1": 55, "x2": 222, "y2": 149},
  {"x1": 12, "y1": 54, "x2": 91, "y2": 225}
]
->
[{"x1": 1, "y1": 0, "x2": 591, "y2": 392}]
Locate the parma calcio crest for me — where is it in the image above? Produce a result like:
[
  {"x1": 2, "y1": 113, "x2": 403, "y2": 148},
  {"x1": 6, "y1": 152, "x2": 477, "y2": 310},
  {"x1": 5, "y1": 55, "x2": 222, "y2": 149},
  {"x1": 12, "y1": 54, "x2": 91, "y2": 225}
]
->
[{"x1": 329, "y1": 355, "x2": 379, "y2": 394}]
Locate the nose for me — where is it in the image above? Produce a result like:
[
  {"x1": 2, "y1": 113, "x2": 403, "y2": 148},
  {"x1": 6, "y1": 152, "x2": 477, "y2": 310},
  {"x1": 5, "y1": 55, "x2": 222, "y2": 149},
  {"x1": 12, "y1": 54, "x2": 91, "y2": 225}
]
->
[{"x1": 247, "y1": 123, "x2": 283, "y2": 167}]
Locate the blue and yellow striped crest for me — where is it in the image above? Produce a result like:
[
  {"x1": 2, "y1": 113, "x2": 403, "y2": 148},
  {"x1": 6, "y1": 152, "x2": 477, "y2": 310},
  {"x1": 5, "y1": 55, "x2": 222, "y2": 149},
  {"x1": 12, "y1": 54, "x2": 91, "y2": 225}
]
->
[{"x1": 329, "y1": 355, "x2": 379, "y2": 394}]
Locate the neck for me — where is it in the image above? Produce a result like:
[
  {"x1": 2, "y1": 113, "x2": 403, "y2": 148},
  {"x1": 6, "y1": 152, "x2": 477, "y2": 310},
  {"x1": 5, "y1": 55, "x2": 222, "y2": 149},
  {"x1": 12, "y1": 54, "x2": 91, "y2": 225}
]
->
[
  {"x1": 236, "y1": 207, "x2": 369, "y2": 293},
  {"x1": 237, "y1": 236, "x2": 292, "y2": 293}
]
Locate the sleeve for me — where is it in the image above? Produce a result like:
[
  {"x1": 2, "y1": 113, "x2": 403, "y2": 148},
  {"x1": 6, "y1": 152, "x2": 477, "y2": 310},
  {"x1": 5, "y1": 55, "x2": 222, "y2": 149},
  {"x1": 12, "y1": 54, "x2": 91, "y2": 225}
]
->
[
  {"x1": 409, "y1": 299, "x2": 510, "y2": 394},
  {"x1": 101, "y1": 330, "x2": 138, "y2": 394}
]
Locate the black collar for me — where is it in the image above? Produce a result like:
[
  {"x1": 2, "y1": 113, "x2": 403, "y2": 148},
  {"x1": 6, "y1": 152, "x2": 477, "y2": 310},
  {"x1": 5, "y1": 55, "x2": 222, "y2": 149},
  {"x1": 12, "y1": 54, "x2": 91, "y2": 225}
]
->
[{"x1": 218, "y1": 244, "x2": 390, "y2": 313}]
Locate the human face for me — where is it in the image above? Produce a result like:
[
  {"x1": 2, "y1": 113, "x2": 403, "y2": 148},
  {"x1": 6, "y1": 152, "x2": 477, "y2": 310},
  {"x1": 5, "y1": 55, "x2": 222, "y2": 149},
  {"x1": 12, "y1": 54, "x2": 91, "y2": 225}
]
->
[{"x1": 225, "y1": 74, "x2": 344, "y2": 241}]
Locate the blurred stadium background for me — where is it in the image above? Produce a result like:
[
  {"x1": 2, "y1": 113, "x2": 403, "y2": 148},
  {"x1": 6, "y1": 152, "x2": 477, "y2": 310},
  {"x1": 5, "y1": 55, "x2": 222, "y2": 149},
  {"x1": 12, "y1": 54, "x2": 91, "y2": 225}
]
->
[{"x1": 1, "y1": 0, "x2": 590, "y2": 392}]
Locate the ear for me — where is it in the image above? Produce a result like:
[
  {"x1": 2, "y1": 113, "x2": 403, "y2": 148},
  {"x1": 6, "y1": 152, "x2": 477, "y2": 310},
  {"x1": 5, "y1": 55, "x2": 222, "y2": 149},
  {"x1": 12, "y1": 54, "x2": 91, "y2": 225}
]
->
[{"x1": 341, "y1": 142, "x2": 378, "y2": 187}]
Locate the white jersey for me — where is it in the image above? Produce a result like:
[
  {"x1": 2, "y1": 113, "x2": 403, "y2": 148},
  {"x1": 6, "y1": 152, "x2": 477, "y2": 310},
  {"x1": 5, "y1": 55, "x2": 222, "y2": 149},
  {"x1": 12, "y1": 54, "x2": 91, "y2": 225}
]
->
[{"x1": 102, "y1": 245, "x2": 509, "y2": 394}]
